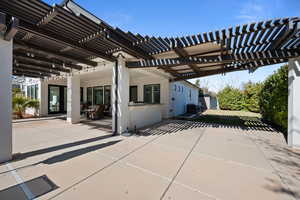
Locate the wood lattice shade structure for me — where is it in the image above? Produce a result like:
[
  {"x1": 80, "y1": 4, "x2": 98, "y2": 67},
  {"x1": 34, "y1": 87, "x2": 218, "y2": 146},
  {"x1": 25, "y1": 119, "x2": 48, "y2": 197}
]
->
[{"x1": 0, "y1": 0, "x2": 299, "y2": 79}]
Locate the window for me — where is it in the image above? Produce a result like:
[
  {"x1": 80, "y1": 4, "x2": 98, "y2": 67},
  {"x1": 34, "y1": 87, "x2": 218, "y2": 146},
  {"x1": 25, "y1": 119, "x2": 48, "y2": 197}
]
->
[
  {"x1": 27, "y1": 84, "x2": 39, "y2": 99},
  {"x1": 104, "y1": 85, "x2": 111, "y2": 105},
  {"x1": 87, "y1": 87, "x2": 93, "y2": 105},
  {"x1": 189, "y1": 89, "x2": 192, "y2": 100},
  {"x1": 93, "y1": 86, "x2": 104, "y2": 105},
  {"x1": 144, "y1": 84, "x2": 160, "y2": 104},
  {"x1": 174, "y1": 85, "x2": 177, "y2": 91},
  {"x1": 80, "y1": 88, "x2": 83, "y2": 103},
  {"x1": 130, "y1": 86, "x2": 138, "y2": 102},
  {"x1": 87, "y1": 86, "x2": 111, "y2": 105}
]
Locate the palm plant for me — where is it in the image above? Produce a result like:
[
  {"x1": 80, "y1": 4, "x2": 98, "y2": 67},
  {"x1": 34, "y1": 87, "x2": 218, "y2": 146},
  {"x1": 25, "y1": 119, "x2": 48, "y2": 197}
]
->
[{"x1": 13, "y1": 95, "x2": 40, "y2": 119}]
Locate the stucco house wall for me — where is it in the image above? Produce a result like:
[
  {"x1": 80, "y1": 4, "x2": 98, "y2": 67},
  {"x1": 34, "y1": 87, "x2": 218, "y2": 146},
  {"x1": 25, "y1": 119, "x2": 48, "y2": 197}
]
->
[
  {"x1": 170, "y1": 81, "x2": 199, "y2": 116},
  {"x1": 22, "y1": 69, "x2": 199, "y2": 129}
]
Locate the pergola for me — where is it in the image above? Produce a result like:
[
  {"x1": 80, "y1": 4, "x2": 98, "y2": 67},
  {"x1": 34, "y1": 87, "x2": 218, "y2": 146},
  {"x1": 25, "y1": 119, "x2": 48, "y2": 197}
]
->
[
  {"x1": 0, "y1": 0, "x2": 299, "y2": 79},
  {"x1": 0, "y1": 0, "x2": 299, "y2": 163}
]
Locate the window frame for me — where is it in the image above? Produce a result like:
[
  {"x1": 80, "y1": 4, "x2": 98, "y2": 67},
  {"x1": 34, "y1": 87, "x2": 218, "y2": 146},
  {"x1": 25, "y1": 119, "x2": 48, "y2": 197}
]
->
[{"x1": 144, "y1": 84, "x2": 160, "y2": 104}]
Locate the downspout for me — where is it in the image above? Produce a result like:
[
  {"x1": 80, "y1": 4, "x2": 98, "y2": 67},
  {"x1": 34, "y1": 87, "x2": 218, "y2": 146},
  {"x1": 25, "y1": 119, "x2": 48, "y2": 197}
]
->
[{"x1": 114, "y1": 59, "x2": 118, "y2": 135}]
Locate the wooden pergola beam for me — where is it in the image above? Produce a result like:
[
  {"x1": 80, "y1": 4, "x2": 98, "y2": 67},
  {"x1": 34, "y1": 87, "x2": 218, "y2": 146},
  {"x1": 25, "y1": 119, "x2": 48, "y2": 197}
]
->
[
  {"x1": 18, "y1": 20, "x2": 116, "y2": 62},
  {"x1": 126, "y1": 50, "x2": 299, "y2": 69},
  {"x1": 14, "y1": 64, "x2": 60, "y2": 76},
  {"x1": 14, "y1": 63, "x2": 65, "y2": 75},
  {"x1": 14, "y1": 54, "x2": 72, "y2": 73},
  {"x1": 4, "y1": 17, "x2": 19, "y2": 41},
  {"x1": 14, "y1": 53, "x2": 82, "y2": 70},
  {"x1": 106, "y1": 29, "x2": 152, "y2": 59},
  {"x1": 13, "y1": 68, "x2": 51, "y2": 77},
  {"x1": 13, "y1": 72, "x2": 44, "y2": 78},
  {"x1": 174, "y1": 47, "x2": 201, "y2": 74},
  {"x1": 14, "y1": 42, "x2": 92, "y2": 67},
  {"x1": 37, "y1": 7, "x2": 58, "y2": 26}
]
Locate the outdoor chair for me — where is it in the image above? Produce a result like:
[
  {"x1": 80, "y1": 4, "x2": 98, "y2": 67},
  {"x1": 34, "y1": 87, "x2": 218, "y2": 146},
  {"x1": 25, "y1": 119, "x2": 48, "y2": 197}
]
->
[{"x1": 88, "y1": 105, "x2": 105, "y2": 120}]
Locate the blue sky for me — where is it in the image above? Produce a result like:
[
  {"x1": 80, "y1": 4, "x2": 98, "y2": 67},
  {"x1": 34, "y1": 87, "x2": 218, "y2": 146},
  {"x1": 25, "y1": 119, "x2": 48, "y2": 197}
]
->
[{"x1": 44, "y1": 0, "x2": 299, "y2": 92}]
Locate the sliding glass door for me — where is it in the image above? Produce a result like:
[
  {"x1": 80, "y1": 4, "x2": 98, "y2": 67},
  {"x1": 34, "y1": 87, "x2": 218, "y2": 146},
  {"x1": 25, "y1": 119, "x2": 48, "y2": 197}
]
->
[
  {"x1": 93, "y1": 86, "x2": 104, "y2": 105},
  {"x1": 49, "y1": 86, "x2": 60, "y2": 113},
  {"x1": 104, "y1": 86, "x2": 111, "y2": 105},
  {"x1": 86, "y1": 85, "x2": 111, "y2": 106},
  {"x1": 48, "y1": 85, "x2": 67, "y2": 114}
]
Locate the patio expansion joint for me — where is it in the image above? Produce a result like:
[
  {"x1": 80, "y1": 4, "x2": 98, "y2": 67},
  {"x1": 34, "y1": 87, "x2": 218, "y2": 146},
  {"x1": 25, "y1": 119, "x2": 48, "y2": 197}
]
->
[
  {"x1": 159, "y1": 128, "x2": 208, "y2": 200},
  {"x1": 150, "y1": 137, "x2": 273, "y2": 173},
  {"x1": 47, "y1": 134, "x2": 164, "y2": 200},
  {"x1": 94, "y1": 145, "x2": 220, "y2": 200}
]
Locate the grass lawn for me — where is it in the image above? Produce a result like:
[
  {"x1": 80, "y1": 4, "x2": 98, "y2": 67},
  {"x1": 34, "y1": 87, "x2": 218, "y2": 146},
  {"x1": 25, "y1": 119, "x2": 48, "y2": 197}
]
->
[
  {"x1": 177, "y1": 109, "x2": 274, "y2": 131},
  {"x1": 202, "y1": 109, "x2": 261, "y2": 118}
]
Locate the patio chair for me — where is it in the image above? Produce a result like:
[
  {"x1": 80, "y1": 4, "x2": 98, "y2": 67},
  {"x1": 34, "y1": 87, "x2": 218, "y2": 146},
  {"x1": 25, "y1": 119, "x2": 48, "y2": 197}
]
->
[{"x1": 88, "y1": 105, "x2": 105, "y2": 120}]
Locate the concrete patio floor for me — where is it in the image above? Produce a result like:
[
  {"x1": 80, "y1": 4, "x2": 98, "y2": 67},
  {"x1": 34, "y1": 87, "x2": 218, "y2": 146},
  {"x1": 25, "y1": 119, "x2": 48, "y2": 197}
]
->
[{"x1": 0, "y1": 119, "x2": 299, "y2": 200}]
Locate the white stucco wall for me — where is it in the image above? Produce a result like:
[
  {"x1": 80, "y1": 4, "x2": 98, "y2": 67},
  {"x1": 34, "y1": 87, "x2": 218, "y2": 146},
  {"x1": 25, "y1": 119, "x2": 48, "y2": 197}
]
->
[
  {"x1": 170, "y1": 81, "x2": 199, "y2": 116},
  {"x1": 128, "y1": 105, "x2": 162, "y2": 130},
  {"x1": 130, "y1": 74, "x2": 170, "y2": 119}
]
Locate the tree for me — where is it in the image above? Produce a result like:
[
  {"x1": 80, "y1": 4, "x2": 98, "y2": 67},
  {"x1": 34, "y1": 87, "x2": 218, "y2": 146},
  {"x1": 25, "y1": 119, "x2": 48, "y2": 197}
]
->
[
  {"x1": 217, "y1": 86, "x2": 245, "y2": 111},
  {"x1": 195, "y1": 79, "x2": 200, "y2": 87},
  {"x1": 243, "y1": 82, "x2": 263, "y2": 113}
]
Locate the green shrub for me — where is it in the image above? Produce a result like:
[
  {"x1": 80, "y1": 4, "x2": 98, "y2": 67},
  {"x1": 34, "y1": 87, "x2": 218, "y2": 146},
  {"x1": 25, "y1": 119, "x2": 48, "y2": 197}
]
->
[
  {"x1": 243, "y1": 82, "x2": 263, "y2": 113},
  {"x1": 13, "y1": 95, "x2": 40, "y2": 118},
  {"x1": 217, "y1": 86, "x2": 245, "y2": 111},
  {"x1": 259, "y1": 65, "x2": 288, "y2": 132}
]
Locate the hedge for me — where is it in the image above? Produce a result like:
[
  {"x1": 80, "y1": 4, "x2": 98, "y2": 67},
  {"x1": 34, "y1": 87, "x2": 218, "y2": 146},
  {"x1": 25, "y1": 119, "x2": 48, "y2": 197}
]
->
[
  {"x1": 259, "y1": 65, "x2": 288, "y2": 132},
  {"x1": 217, "y1": 86, "x2": 245, "y2": 111}
]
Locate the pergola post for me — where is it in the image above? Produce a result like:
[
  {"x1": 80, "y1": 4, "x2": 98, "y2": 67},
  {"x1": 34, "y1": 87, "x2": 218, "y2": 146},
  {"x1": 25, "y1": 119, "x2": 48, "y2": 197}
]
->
[
  {"x1": 67, "y1": 74, "x2": 81, "y2": 124},
  {"x1": 112, "y1": 54, "x2": 129, "y2": 134},
  {"x1": 38, "y1": 79, "x2": 48, "y2": 116},
  {"x1": 288, "y1": 57, "x2": 300, "y2": 149},
  {"x1": 0, "y1": 38, "x2": 13, "y2": 163}
]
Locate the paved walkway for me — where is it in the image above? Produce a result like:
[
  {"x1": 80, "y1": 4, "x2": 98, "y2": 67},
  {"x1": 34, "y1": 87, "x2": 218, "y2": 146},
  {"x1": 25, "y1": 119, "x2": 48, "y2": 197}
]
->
[{"x1": 0, "y1": 119, "x2": 299, "y2": 200}]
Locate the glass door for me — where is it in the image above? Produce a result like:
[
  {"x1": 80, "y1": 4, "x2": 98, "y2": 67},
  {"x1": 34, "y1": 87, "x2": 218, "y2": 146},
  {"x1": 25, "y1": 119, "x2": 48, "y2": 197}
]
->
[
  {"x1": 104, "y1": 85, "x2": 111, "y2": 105},
  {"x1": 48, "y1": 85, "x2": 67, "y2": 114},
  {"x1": 63, "y1": 87, "x2": 67, "y2": 112},
  {"x1": 49, "y1": 86, "x2": 60, "y2": 113},
  {"x1": 93, "y1": 86, "x2": 104, "y2": 105}
]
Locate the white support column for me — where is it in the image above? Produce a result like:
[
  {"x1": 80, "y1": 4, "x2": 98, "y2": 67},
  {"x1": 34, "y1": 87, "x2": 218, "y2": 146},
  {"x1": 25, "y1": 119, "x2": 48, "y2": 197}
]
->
[
  {"x1": 67, "y1": 75, "x2": 81, "y2": 124},
  {"x1": 112, "y1": 54, "x2": 130, "y2": 134},
  {"x1": 38, "y1": 79, "x2": 48, "y2": 116},
  {"x1": 288, "y1": 58, "x2": 300, "y2": 149},
  {"x1": 0, "y1": 39, "x2": 13, "y2": 163}
]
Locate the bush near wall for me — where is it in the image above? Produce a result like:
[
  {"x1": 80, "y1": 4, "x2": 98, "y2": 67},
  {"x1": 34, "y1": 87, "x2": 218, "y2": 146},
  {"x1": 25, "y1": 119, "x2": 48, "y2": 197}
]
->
[
  {"x1": 259, "y1": 65, "x2": 288, "y2": 132},
  {"x1": 217, "y1": 86, "x2": 245, "y2": 111}
]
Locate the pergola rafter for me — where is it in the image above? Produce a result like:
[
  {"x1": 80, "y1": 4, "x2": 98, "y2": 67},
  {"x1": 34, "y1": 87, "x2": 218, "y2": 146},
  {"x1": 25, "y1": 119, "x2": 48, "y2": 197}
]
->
[
  {"x1": 0, "y1": 0, "x2": 299, "y2": 79},
  {"x1": 126, "y1": 50, "x2": 299, "y2": 68}
]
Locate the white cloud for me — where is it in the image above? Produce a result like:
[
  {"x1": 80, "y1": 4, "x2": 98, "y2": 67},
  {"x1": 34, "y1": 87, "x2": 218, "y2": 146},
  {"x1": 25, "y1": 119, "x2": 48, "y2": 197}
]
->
[{"x1": 236, "y1": 1, "x2": 270, "y2": 23}]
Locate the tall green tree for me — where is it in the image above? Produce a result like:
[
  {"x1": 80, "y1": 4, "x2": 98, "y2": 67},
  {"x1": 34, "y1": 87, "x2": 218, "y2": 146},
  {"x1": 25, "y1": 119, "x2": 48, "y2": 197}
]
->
[
  {"x1": 217, "y1": 86, "x2": 245, "y2": 111},
  {"x1": 243, "y1": 82, "x2": 263, "y2": 113},
  {"x1": 195, "y1": 79, "x2": 200, "y2": 87}
]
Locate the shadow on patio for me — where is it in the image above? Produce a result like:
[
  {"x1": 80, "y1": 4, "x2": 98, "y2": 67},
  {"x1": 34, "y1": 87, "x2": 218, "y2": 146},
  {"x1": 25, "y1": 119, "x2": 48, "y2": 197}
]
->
[
  {"x1": 179, "y1": 114, "x2": 281, "y2": 132},
  {"x1": 138, "y1": 115, "x2": 280, "y2": 136}
]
